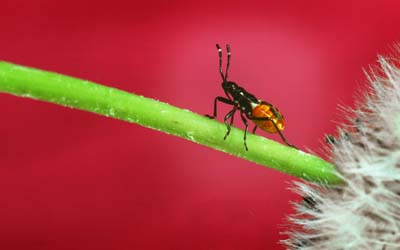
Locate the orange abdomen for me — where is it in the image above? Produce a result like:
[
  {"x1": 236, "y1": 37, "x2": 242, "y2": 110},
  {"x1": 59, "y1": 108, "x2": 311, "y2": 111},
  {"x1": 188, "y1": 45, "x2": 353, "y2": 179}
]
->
[{"x1": 251, "y1": 104, "x2": 285, "y2": 133}]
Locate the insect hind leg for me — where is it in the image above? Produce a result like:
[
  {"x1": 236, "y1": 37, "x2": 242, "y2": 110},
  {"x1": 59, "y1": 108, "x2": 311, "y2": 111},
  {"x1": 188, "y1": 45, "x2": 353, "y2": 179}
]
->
[{"x1": 246, "y1": 115, "x2": 297, "y2": 149}]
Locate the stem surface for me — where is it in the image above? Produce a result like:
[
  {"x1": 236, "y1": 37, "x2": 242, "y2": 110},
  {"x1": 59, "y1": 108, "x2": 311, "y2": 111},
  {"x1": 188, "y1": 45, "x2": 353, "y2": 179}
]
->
[{"x1": 0, "y1": 61, "x2": 342, "y2": 184}]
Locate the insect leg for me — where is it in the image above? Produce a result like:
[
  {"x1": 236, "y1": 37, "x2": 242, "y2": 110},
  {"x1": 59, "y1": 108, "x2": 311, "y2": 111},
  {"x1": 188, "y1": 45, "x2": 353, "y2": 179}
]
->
[
  {"x1": 239, "y1": 111, "x2": 249, "y2": 151},
  {"x1": 223, "y1": 106, "x2": 238, "y2": 140},
  {"x1": 273, "y1": 125, "x2": 297, "y2": 148},
  {"x1": 252, "y1": 125, "x2": 257, "y2": 134},
  {"x1": 270, "y1": 120, "x2": 297, "y2": 149},
  {"x1": 247, "y1": 115, "x2": 297, "y2": 149},
  {"x1": 216, "y1": 44, "x2": 225, "y2": 81},
  {"x1": 206, "y1": 96, "x2": 234, "y2": 119}
]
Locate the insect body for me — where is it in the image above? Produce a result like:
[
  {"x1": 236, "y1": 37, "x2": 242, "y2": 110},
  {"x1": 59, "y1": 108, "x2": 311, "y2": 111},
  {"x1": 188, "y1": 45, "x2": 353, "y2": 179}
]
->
[{"x1": 206, "y1": 44, "x2": 296, "y2": 150}]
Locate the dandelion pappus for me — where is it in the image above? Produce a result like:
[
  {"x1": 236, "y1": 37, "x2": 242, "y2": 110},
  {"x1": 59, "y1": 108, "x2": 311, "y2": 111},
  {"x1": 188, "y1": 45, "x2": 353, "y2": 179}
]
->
[{"x1": 206, "y1": 44, "x2": 296, "y2": 150}]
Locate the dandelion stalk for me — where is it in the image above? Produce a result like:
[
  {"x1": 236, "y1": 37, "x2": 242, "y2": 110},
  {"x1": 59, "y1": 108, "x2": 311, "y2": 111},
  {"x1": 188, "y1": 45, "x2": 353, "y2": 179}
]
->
[{"x1": 0, "y1": 61, "x2": 341, "y2": 184}]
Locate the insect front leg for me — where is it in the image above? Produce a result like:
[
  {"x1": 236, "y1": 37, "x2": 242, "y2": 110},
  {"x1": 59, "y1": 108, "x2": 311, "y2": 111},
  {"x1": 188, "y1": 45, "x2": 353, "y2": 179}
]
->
[{"x1": 206, "y1": 96, "x2": 235, "y2": 119}]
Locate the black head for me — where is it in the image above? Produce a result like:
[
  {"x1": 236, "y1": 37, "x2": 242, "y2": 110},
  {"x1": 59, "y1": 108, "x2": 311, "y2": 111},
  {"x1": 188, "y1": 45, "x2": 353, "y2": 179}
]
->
[
  {"x1": 222, "y1": 81, "x2": 238, "y2": 91},
  {"x1": 216, "y1": 44, "x2": 231, "y2": 82}
]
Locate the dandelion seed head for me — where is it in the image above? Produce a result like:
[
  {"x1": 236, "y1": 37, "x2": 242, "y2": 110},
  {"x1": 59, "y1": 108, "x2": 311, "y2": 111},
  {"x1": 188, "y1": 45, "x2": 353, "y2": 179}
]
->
[{"x1": 283, "y1": 54, "x2": 400, "y2": 250}]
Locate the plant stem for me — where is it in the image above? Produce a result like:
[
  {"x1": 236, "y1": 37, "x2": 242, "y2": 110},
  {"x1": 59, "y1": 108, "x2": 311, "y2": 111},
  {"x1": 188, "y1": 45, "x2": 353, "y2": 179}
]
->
[{"x1": 0, "y1": 61, "x2": 342, "y2": 184}]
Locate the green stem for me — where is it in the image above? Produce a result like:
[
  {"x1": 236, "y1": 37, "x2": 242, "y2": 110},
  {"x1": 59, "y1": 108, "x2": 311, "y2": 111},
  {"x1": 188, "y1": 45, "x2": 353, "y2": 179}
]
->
[{"x1": 0, "y1": 61, "x2": 342, "y2": 184}]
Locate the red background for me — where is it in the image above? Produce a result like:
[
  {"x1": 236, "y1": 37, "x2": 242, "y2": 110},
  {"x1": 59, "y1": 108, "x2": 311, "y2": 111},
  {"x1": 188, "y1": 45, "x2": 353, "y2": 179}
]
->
[{"x1": 1, "y1": 0, "x2": 399, "y2": 249}]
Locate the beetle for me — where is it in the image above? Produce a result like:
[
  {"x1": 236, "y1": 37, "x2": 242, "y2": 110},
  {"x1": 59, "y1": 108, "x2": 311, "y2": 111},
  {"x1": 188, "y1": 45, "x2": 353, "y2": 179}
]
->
[{"x1": 206, "y1": 44, "x2": 296, "y2": 150}]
